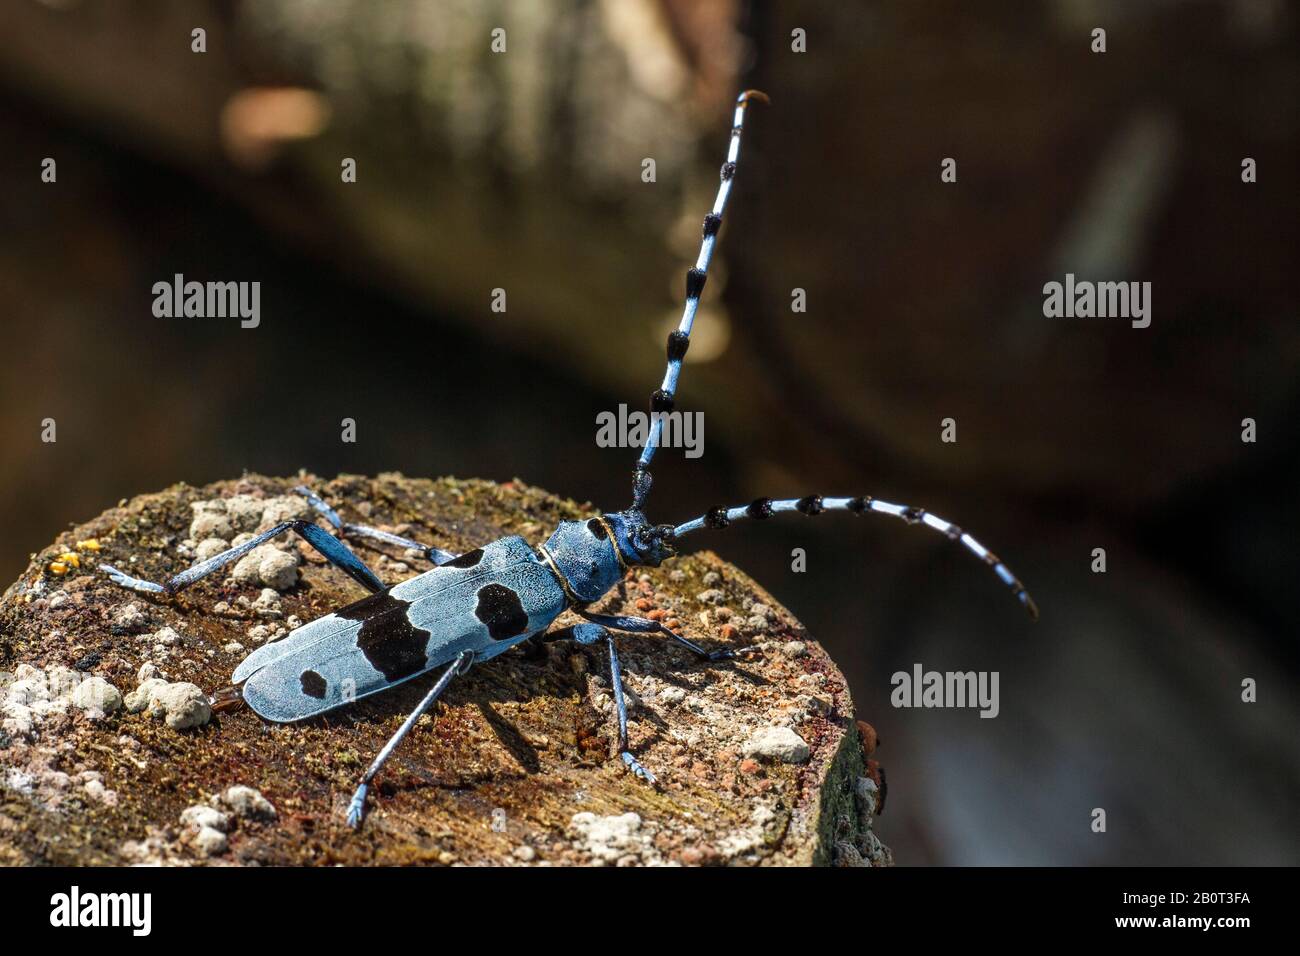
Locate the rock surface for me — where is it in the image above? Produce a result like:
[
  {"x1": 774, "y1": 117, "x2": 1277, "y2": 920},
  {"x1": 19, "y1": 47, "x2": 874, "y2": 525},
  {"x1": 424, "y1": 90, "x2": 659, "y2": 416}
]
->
[{"x1": 0, "y1": 473, "x2": 888, "y2": 866}]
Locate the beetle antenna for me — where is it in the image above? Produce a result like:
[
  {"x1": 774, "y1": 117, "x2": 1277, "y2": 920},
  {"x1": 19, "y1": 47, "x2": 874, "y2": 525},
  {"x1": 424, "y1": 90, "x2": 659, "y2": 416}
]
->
[
  {"x1": 672, "y1": 494, "x2": 1039, "y2": 619},
  {"x1": 631, "y1": 89, "x2": 768, "y2": 511}
]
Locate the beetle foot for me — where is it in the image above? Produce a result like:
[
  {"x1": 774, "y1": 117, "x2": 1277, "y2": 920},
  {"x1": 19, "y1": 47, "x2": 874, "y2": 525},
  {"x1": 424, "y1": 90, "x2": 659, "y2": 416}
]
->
[
  {"x1": 708, "y1": 645, "x2": 757, "y2": 661},
  {"x1": 346, "y1": 783, "x2": 369, "y2": 829},
  {"x1": 621, "y1": 751, "x2": 658, "y2": 786}
]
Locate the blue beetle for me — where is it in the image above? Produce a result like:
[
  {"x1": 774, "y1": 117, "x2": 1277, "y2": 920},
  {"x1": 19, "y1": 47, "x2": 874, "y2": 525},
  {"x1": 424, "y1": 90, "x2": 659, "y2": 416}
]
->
[{"x1": 98, "y1": 90, "x2": 1036, "y2": 827}]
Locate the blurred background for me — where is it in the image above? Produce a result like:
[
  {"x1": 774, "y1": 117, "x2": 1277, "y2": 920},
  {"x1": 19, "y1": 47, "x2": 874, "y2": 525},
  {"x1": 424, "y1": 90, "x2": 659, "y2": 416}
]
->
[{"x1": 0, "y1": 0, "x2": 1296, "y2": 864}]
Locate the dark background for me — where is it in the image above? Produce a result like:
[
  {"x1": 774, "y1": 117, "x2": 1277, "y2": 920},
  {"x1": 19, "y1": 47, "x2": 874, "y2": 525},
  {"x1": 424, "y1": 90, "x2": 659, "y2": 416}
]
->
[{"x1": 0, "y1": 0, "x2": 1295, "y2": 864}]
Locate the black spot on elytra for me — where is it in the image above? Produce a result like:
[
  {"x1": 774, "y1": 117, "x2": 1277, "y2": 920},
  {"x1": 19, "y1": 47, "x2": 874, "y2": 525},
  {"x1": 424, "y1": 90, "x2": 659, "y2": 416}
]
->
[
  {"x1": 474, "y1": 584, "x2": 529, "y2": 641},
  {"x1": 746, "y1": 497, "x2": 774, "y2": 520},
  {"x1": 685, "y1": 268, "x2": 707, "y2": 299},
  {"x1": 586, "y1": 518, "x2": 608, "y2": 540},
  {"x1": 704, "y1": 506, "x2": 731, "y2": 529},
  {"x1": 338, "y1": 590, "x2": 430, "y2": 682},
  {"x1": 300, "y1": 670, "x2": 327, "y2": 699},
  {"x1": 702, "y1": 213, "x2": 722, "y2": 237},
  {"x1": 445, "y1": 548, "x2": 484, "y2": 568}
]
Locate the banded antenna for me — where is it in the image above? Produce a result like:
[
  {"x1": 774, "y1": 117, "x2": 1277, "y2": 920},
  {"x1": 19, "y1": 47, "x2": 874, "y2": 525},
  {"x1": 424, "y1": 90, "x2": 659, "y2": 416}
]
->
[{"x1": 631, "y1": 89, "x2": 768, "y2": 511}]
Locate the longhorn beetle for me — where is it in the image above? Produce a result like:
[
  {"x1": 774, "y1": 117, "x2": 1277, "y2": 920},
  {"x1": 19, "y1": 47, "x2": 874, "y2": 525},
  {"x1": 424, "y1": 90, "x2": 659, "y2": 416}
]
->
[{"x1": 98, "y1": 90, "x2": 1037, "y2": 828}]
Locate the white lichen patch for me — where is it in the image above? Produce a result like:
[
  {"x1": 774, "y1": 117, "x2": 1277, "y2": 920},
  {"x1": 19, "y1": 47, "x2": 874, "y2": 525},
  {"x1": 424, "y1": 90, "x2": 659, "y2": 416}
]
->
[
  {"x1": 189, "y1": 493, "x2": 310, "y2": 542},
  {"x1": 231, "y1": 545, "x2": 300, "y2": 590},
  {"x1": 569, "y1": 812, "x2": 666, "y2": 866},
  {"x1": 0, "y1": 664, "x2": 122, "y2": 737}
]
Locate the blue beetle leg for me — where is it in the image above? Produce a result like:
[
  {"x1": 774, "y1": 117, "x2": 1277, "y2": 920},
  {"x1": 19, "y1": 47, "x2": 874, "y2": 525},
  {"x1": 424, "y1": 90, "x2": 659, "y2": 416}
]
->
[
  {"x1": 99, "y1": 519, "x2": 386, "y2": 596},
  {"x1": 346, "y1": 649, "x2": 473, "y2": 829},
  {"x1": 294, "y1": 485, "x2": 458, "y2": 565},
  {"x1": 604, "y1": 633, "x2": 657, "y2": 786},
  {"x1": 577, "y1": 610, "x2": 751, "y2": 662},
  {"x1": 565, "y1": 623, "x2": 657, "y2": 783}
]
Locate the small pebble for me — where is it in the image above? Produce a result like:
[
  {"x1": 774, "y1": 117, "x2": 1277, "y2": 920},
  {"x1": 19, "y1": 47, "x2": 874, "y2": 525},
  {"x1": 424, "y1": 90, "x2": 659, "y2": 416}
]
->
[
  {"x1": 189, "y1": 510, "x2": 233, "y2": 541},
  {"x1": 801, "y1": 693, "x2": 833, "y2": 716},
  {"x1": 253, "y1": 588, "x2": 283, "y2": 617},
  {"x1": 110, "y1": 603, "x2": 149, "y2": 634},
  {"x1": 246, "y1": 624, "x2": 274, "y2": 644},
  {"x1": 124, "y1": 678, "x2": 168, "y2": 713},
  {"x1": 743, "y1": 726, "x2": 811, "y2": 764},
  {"x1": 191, "y1": 826, "x2": 228, "y2": 856},
  {"x1": 148, "y1": 682, "x2": 212, "y2": 730},
  {"x1": 84, "y1": 779, "x2": 118, "y2": 806},
  {"x1": 194, "y1": 538, "x2": 229, "y2": 563},
  {"x1": 181, "y1": 804, "x2": 230, "y2": 832},
  {"x1": 232, "y1": 545, "x2": 299, "y2": 590},
  {"x1": 220, "y1": 784, "x2": 277, "y2": 820},
  {"x1": 69, "y1": 676, "x2": 123, "y2": 717}
]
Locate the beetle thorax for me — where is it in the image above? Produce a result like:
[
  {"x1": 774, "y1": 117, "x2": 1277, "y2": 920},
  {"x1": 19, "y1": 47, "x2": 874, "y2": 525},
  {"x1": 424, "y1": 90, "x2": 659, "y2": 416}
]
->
[{"x1": 540, "y1": 517, "x2": 626, "y2": 603}]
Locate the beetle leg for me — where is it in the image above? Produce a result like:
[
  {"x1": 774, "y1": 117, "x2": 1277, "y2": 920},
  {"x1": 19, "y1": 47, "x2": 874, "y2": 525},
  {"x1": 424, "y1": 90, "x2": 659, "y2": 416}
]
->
[
  {"x1": 577, "y1": 610, "x2": 754, "y2": 662},
  {"x1": 295, "y1": 485, "x2": 458, "y2": 565},
  {"x1": 346, "y1": 650, "x2": 474, "y2": 829},
  {"x1": 99, "y1": 518, "x2": 385, "y2": 596},
  {"x1": 565, "y1": 623, "x2": 657, "y2": 784}
]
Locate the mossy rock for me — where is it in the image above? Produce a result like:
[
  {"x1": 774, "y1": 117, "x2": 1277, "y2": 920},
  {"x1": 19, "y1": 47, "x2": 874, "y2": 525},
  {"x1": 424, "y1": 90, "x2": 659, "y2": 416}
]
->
[{"x1": 0, "y1": 473, "x2": 888, "y2": 866}]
